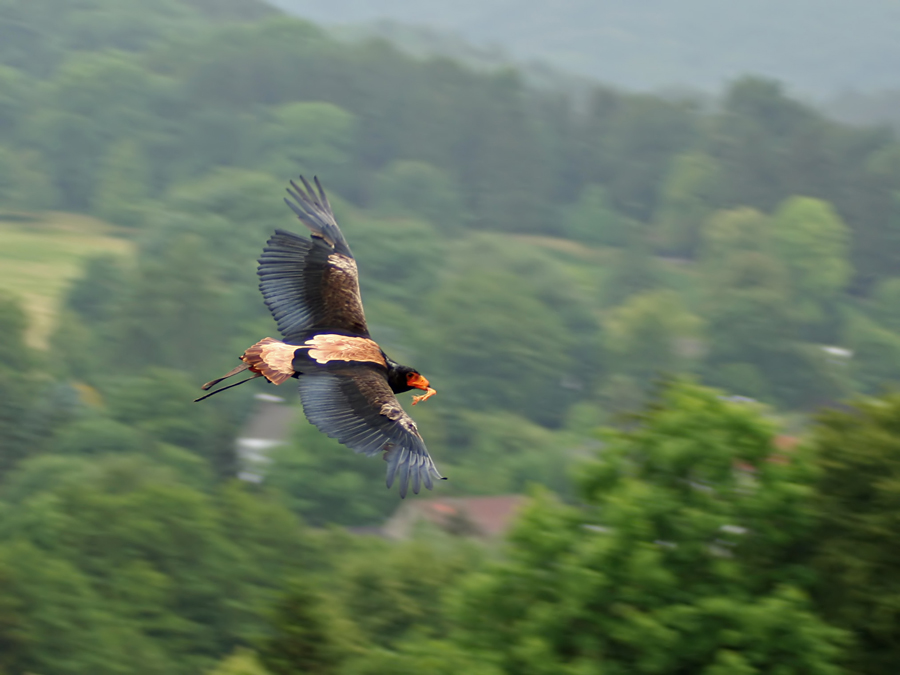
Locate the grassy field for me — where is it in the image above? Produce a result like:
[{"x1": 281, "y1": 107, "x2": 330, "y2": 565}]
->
[{"x1": 0, "y1": 212, "x2": 134, "y2": 348}]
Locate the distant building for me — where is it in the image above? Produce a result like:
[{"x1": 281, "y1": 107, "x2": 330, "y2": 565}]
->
[
  {"x1": 235, "y1": 393, "x2": 298, "y2": 482},
  {"x1": 382, "y1": 494, "x2": 529, "y2": 540}
]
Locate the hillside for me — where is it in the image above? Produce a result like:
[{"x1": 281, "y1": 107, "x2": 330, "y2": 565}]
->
[{"x1": 0, "y1": 213, "x2": 133, "y2": 348}]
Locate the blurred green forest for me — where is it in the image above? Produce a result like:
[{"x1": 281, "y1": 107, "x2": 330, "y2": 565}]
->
[{"x1": 2, "y1": 0, "x2": 900, "y2": 672}]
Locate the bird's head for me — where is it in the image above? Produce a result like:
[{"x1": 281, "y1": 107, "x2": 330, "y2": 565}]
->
[{"x1": 387, "y1": 362, "x2": 437, "y2": 405}]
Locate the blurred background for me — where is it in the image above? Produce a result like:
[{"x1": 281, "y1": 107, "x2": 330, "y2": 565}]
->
[{"x1": 0, "y1": 1, "x2": 899, "y2": 673}]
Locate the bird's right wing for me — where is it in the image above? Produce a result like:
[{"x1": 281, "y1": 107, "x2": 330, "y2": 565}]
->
[
  {"x1": 258, "y1": 177, "x2": 369, "y2": 340},
  {"x1": 297, "y1": 367, "x2": 445, "y2": 498}
]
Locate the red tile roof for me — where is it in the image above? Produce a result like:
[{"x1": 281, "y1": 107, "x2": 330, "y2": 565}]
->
[{"x1": 384, "y1": 495, "x2": 529, "y2": 539}]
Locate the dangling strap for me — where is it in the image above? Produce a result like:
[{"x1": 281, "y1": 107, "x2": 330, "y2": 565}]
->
[
  {"x1": 201, "y1": 363, "x2": 251, "y2": 391},
  {"x1": 194, "y1": 373, "x2": 262, "y2": 402}
]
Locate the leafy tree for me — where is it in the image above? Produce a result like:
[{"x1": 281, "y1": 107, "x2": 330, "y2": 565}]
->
[
  {"x1": 585, "y1": 93, "x2": 698, "y2": 222},
  {"x1": 425, "y1": 243, "x2": 575, "y2": 425},
  {"x1": 208, "y1": 649, "x2": 271, "y2": 675},
  {"x1": 604, "y1": 289, "x2": 703, "y2": 384},
  {"x1": 0, "y1": 65, "x2": 32, "y2": 138},
  {"x1": 771, "y1": 196, "x2": 851, "y2": 329},
  {"x1": 453, "y1": 69, "x2": 552, "y2": 234},
  {"x1": 101, "y1": 367, "x2": 242, "y2": 475},
  {"x1": 701, "y1": 249, "x2": 842, "y2": 406},
  {"x1": 23, "y1": 50, "x2": 164, "y2": 209},
  {"x1": 810, "y1": 395, "x2": 900, "y2": 675},
  {"x1": 0, "y1": 292, "x2": 41, "y2": 471},
  {"x1": 258, "y1": 579, "x2": 354, "y2": 675},
  {"x1": 0, "y1": 453, "x2": 317, "y2": 675},
  {"x1": 56, "y1": 253, "x2": 131, "y2": 383},
  {"x1": 872, "y1": 277, "x2": 900, "y2": 332},
  {"x1": 92, "y1": 139, "x2": 151, "y2": 226},
  {"x1": 564, "y1": 183, "x2": 629, "y2": 246},
  {"x1": 110, "y1": 234, "x2": 231, "y2": 377},
  {"x1": 342, "y1": 638, "x2": 503, "y2": 675},
  {"x1": 871, "y1": 275, "x2": 900, "y2": 332},
  {"x1": 844, "y1": 311, "x2": 900, "y2": 393},
  {"x1": 453, "y1": 381, "x2": 847, "y2": 675},
  {"x1": 267, "y1": 416, "x2": 402, "y2": 526},
  {"x1": 697, "y1": 211, "x2": 844, "y2": 406},
  {"x1": 710, "y1": 78, "x2": 832, "y2": 213},
  {"x1": 371, "y1": 159, "x2": 466, "y2": 233},
  {"x1": 601, "y1": 228, "x2": 661, "y2": 306},
  {"x1": 0, "y1": 146, "x2": 56, "y2": 210},
  {"x1": 66, "y1": 255, "x2": 127, "y2": 325},
  {"x1": 701, "y1": 207, "x2": 771, "y2": 263},
  {"x1": 339, "y1": 212, "x2": 444, "y2": 307},
  {"x1": 0, "y1": 290, "x2": 30, "y2": 365},
  {"x1": 654, "y1": 151, "x2": 721, "y2": 257},
  {"x1": 332, "y1": 536, "x2": 483, "y2": 650},
  {"x1": 445, "y1": 410, "x2": 572, "y2": 497},
  {"x1": 848, "y1": 145, "x2": 900, "y2": 290},
  {"x1": 258, "y1": 102, "x2": 357, "y2": 194}
]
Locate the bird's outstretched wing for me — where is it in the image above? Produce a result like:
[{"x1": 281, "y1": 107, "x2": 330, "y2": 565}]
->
[
  {"x1": 297, "y1": 367, "x2": 445, "y2": 498},
  {"x1": 258, "y1": 176, "x2": 368, "y2": 340}
]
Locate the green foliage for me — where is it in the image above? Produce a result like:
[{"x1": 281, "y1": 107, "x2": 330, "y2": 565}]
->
[
  {"x1": 92, "y1": 139, "x2": 151, "y2": 227},
  {"x1": 259, "y1": 102, "x2": 357, "y2": 193},
  {"x1": 267, "y1": 417, "x2": 402, "y2": 526},
  {"x1": 0, "y1": 146, "x2": 56, "y2": 211},
  {"x1": 23, "y1": 50, "x2": 165, "y2": 210},
  {"x1": 0, "y1": 290, "x2": 29, "y2": 362},
  {"x1": 701, "y1": 207, "x2": 771, "y2": 263},
  {"x1": 110, "y1": 235, "x2": 232, "y2": 377},
  {"x1": 655, "y1": 152, "x2": 721, "y2": 256},
  {"x1": 371, "y1": 160, "x2": 466, "y2": 233},
  {"x1": 425, "y1": 237, "x2": 578, "y2": 426},
  {"x1": 4, "y1": 7, "x2": 900, "y2": 672},
  {"x1": 0, "y1": 453, "x2": 318, "y2": 675},
  {"x1": 810, "y1": 396, "x2": 900, "y2": 674},
  {"x1": 258, "y1": 579, "x2": 354, "y2": 675},
  {"x1": 601, "y1": 229, "x2": 661, "y2": 306},
  {"x1": 445, "y1": 410, "x2": 572, "y2": 497},
  {"x1": 564, "y1": 184, "x2": 629, "y2": 246},
  {"x1": 0, "y1": 65, "x2": 31, "y2": 137},
  {"x1": 844, "y1": 311, "x2": 900, "y2": 392},
  {"x1": 339, "y1": 212, "x2": 443, "y2": 306},
  {"x1": 771, "y1": 196, "x2": 851, "y2": 327},
  {"x1": 453, "y1": 381, "x2": 846, "y2": 675},
  {"x1": 871, "y1": 276, "x2": 900, "y2": 332},
  {"x1": 342, "y1": 639, "x2": 503, "y2": 675},
  {"x1": 66, "y1": 255, "x2": 126, "y2": 325},
  {"x1": 209, "y1": 649, "x2": 271, "y2": 675},
  {"x1": 697, "y1": 206, "x2": 849, "y2": 404},
  {"x1": 0, "y1": 292, "x2": 43, "y2": 470},
  {"x1": 604, "y1": 290, "x2": 703, "y2": 384},
  {"x1": 331, "y1": 536, "x2": 484, "y2": 649}
]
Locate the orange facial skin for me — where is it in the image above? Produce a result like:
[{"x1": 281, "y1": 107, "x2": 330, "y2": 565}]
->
[{"x1": 407, "y1": 372, "x2": 437, "y2": 405}]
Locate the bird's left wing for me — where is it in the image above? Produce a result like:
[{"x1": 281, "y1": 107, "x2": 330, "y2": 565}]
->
[
  {"x1": 297, "y1": 367, "x2": 445, "y2": 498},
  {"x1": 258, "y1": 177, "x2": 369, "y2": 340}
]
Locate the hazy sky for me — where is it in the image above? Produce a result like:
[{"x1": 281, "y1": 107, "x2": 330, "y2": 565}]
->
[{"x1": 267, "y1": 0, "x2": 900, "y2": 96}]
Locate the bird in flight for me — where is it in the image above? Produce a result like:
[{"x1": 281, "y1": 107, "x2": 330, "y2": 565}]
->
[{"x1": 196, "y1": 176, "x2": 444, "y2": 498}]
